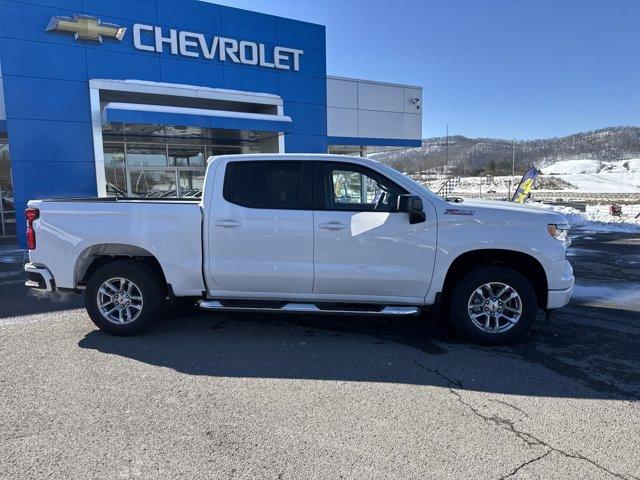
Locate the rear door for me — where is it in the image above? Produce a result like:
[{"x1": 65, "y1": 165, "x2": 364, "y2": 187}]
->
[
  {"x1": 313, "y1": 161, "x2": 436, "y2": 299},
  {"x1": 206, "y1": 159, "x2": 314, "y2": 294}
]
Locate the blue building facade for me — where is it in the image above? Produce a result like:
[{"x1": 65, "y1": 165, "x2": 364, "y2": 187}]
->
[{"x1": 0, "y1": 0, "x2": 421, "y2": 246}]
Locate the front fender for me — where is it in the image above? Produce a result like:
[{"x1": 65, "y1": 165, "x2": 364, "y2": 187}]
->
[{"x1": 426, "y1": 215, "x2": 565, "y2": 303}]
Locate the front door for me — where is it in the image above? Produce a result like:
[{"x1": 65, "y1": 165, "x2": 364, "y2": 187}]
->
[
  {"x1": 206, "y1": 159, "x2": 315, "y2": 294},
  {"x1": 313, "y1": 161, "x2": 436, "y2": 299}
]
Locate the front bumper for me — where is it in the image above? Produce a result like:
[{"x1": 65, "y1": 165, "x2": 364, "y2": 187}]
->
[
  {"x1": 546, "y1": 260, "x2": 574, "y2": 309},
  {"x1": 24, "y1": 263, "x2": 55, "y2": 292}
]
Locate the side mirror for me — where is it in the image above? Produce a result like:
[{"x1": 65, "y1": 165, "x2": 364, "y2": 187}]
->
[{"x1": 397, "y1": 195, "x2": 426, "y2": 224}]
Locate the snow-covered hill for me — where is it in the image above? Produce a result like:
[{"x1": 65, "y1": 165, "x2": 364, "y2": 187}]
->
[
  {"x1": 539, "y1": 159, "x2": 640, "y2": 193},
  {"x1": 374, "y1": 126, "x2": 640, "y2": 177}
]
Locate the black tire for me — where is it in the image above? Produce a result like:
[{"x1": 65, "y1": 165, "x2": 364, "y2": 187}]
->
[
  {"x1": 449, "y1": 267, "x2": 537, "y2": 345},
  {"x1": 85, "y1": 259, "x2": 166, "y2": 335}
]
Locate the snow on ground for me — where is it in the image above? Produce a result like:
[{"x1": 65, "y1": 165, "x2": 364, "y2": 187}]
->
[
  {"x1": 541, "y1": 159, "x2": 601, "y2": 175},
  {"x1": 536, "y1": 203, "x2": 640, "y2": 233},
  {"x1": 539, "y1": 158, "x2": 640, "y2": 193},
  {"x1": 419, "y1": 158, "x2": 640, "y2": 194},
  {"x1": 559, "y1": 173, "x2": 640, "y2": 193},
  {"x1": 572, "y1": 283, "x2": 640, "y2": 311},
  {"x1": 540, "y1": 158, "x2": 640, "y2": 175}
]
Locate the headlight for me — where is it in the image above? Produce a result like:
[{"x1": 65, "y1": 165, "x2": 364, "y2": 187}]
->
[{"x1": 547, "y1": 223, "x2": 570, "y2": 242}]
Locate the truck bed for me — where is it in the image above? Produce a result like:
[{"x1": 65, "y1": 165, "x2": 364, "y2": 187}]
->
[
  {"x1": 27, "y1": 198, "x2": 205, "y2": 296},
  {"x1": 37, "y1": 196, "x2": 201, "y2": 204}
]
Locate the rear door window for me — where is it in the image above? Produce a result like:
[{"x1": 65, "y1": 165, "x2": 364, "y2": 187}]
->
[{"x1": 223, "y1": 161, "x2": 312, "y2": 210}]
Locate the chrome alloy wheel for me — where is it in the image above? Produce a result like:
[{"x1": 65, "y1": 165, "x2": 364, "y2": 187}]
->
[
  {"x1": 96, "y1": 277, "x2": 144, "y2": 325},
  {"x1": 467, "y1": 282, "x2": 522, "y2": 334}
]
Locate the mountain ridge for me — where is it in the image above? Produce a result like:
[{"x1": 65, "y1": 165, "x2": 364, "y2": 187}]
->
[{"x1": 373, "y1": 126, "x2": 640, "y2": 177}]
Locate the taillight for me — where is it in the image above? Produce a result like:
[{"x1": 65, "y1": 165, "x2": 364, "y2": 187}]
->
[{"x1": 25, "y1": 208, "x2": 39, "y2": 250}]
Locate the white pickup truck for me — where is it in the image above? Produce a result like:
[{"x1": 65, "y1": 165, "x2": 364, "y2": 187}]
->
[{"x1": 24, "y1": 154, "x2": 574, "y2": 344}]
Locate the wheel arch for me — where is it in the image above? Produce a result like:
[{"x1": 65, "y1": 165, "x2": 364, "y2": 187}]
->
[
  {"x1": 74, "y1": 243, "x2": 168, "y2": 292},
  {"x1": 441, "y1": 249, "x2": 548, "y2": 308}
]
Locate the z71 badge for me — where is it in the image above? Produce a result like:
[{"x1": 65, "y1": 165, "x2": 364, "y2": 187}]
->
[{"x1": 444, "y1": 208, "x2": 475, "y2": 216}]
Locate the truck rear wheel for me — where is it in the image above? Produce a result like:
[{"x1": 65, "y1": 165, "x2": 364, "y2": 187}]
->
[
  {"x1": 449, "y1": 267, "x2": 537, "y2": 344},
  {"x1": 85, "y1": 260, "x2": 166, "y2": 335}
]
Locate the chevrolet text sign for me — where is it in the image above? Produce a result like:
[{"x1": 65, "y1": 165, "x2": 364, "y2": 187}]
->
[
  {"x1": 46, "y1": 15, "x2": 304, "y2": 72},
  {"x1": 134, "y1": 24, "x2": 304, "y2": 71}
]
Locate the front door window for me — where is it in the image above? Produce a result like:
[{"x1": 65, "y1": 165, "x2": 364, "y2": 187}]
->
[{"x1": 324, "y1": 163, "x2": 406, "y2": 212}]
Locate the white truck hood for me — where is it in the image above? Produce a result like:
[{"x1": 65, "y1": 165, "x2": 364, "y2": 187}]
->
[{"x1": 450, "y1": 199, "x2": 568, "y2": 223}]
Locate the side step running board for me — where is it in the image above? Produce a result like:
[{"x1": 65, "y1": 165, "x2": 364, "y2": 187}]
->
[{"x1": 197, "y1": 300, "x2": 419, "y2": 316}]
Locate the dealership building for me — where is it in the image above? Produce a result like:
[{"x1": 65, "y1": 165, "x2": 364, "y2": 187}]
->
[{"x1": 0, "y1": 0, "x2": 422, "y2": 245}]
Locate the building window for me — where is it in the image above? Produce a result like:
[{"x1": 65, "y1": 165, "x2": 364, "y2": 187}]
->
[
  {"x1": 328, "y1": 145, "x2": 408, "y2": 158},
  {"x1": 0, "y1": 135, "x2": 15, "y2": 238},
  {"x1": 328, "y1": 145, "x2": 365, "y2": 157},
  {"x1": 101, "y1": 123, "x2": 279, "y2": 199},
  {"x1": 104, "y1": 144, "x2": 126, "y2": 196}
]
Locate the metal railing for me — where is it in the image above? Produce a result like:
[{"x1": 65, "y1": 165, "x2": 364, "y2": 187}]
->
[{"x1": 435, "y1": 176, "x2": 461, "y2": 198}]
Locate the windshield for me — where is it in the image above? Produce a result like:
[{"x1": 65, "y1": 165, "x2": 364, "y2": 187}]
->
[{"x1": 375, "y1": 162, "x2": 435, "y2": 197}]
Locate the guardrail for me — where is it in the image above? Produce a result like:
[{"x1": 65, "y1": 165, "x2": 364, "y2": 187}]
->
[{"x1": 449, "y1": 191, "x2": 640, "y2": 204}]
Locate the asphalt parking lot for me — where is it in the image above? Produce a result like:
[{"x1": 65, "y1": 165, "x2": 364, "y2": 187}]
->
[{"x1": 1, "y1": 230, "x2": 639, "y2": 479}]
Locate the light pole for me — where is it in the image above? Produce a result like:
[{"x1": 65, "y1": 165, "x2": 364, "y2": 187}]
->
[
  {"x1": 509, "y1": 139, "x2": 516, "y2": 198},
  {"x1": 445, "y1": 124, "x2": 449, "y2": 166},
  {"x1": 512, "y1": 138, "x2": 516, "y2": 177}
]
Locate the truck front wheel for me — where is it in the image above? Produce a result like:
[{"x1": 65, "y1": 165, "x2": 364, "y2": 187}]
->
[
  {"x1": 85, "y1": 260, "x2": 166, "y2": 335},
  {"x1": 450, "y1": 267, "x2": 537, "y2": 344}
]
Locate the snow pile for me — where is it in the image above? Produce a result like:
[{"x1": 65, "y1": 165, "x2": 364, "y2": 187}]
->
[
  {"x1": 537, "y1": 203, "x2": 640, "y2": 233},
  {"x1": 541, "y1": 159, "x2": 600, "y2": 175}
]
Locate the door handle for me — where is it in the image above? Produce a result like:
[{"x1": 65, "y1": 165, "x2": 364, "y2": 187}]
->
[
  {"x1": 214, "y1": 220, "x2": 241, "y2": 228},
  {"x1": 319, "y1": 222, "x2": 347, "y2": 231}
]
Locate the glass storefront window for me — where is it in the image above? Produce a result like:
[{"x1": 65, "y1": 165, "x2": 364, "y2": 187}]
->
[
  {"x1": 102, "y1": 122, "x2": 125, "y2": 142},
  {"x1": 126, "y1": 145, "x2": 167, "y2": 167},
  {"x1": 328, "y1": 145, "x2": 407, "y2": 158},
  {"x1": 179, "y1": 170, "x2": 206, "y2": 197},
  {"x1": 0, "y1": 137, "x2": 15, "y2": 237},
  {"x1": 206, "y1": 145, "x2": 242, "y2": 158},
  {"x1": 3, "y1": 212, "x2": 16, "y2": 237},
  {"x1": 166, "y1": 126, "x2": 203, "y2": 140},
  {"x1": 104, "y1": 144, "x2": 127, "y2": 196},
  {"x1": 169, "y1": 148, "x2": 204, "y2": 167},
  {"x1": 124, "y1": 124, "x2": 166, "y2": 144},
  {"x1": 129, "y1": 169, "x2": 178, "y2": 198}
]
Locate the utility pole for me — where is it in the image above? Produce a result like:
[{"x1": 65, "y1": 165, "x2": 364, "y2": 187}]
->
[
  {"x1": 509, "y1": 139, "x2": 516, "y2": 199},
  {"x1": 445, "y1": 125, "x2": 449, "y2": 166}
]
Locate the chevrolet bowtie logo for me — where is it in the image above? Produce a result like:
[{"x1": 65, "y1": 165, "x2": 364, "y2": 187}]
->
[{"x1": 46, "y1": 15, "x2": 126, "y2": 43}]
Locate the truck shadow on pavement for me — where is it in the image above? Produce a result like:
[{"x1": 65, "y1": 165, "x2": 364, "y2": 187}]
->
[
  {"x1": 78, "y1": 302, "x2": 640, "y2": 401},
  {"x1": 0, "y1": 283, "x2": 84, "y2": 320}
]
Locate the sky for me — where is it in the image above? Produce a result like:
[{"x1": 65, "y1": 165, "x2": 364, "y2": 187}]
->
[{"x1": 206, "y1": 0, "x2": 639, "y2": 140}]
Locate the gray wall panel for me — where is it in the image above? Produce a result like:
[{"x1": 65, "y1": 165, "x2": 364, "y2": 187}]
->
[
  {"x1": 327, "y1": 107, "x2": 358, "y2": 137},
  {"x1": 327, "y1": 76, "x2": 422, "y2": 143}
]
